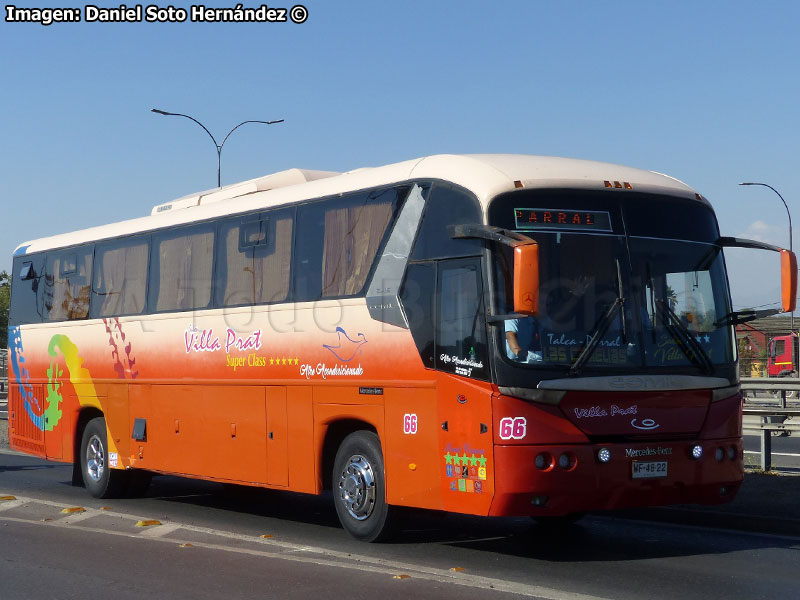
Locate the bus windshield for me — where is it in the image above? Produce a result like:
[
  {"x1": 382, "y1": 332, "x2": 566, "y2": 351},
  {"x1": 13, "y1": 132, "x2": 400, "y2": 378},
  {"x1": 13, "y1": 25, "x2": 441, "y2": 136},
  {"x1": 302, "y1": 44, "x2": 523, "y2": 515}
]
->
[{"x1": 490, "y1": 191, "x2": 735, "y2": 373}]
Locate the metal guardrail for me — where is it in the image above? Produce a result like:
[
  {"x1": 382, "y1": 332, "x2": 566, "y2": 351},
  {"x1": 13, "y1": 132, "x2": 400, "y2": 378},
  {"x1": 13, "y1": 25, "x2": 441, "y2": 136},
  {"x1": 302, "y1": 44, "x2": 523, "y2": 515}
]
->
[{"x1": 741, "y1": 377, "x2": 799, "y2": 471}]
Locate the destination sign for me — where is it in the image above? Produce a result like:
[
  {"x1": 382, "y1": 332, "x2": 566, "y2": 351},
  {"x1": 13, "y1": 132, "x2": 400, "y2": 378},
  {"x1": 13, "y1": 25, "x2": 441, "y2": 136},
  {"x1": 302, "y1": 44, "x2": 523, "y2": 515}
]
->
[{"x1": 514, "y1": 208, "x2": 613, "y2": 232}]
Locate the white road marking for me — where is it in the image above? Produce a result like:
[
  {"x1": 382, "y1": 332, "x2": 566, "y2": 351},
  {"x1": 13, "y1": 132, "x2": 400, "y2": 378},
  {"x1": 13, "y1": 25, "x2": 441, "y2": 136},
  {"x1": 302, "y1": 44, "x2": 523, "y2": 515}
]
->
[
  {"x1": 137, "y1": 522, "x2": 183, "y2": 538},
  {"x1": 0, "y1": 499, "x2": 26, "y2": 512},
  {"x1": 56, "y1": 507, "x2": 108, "y2": 524}
]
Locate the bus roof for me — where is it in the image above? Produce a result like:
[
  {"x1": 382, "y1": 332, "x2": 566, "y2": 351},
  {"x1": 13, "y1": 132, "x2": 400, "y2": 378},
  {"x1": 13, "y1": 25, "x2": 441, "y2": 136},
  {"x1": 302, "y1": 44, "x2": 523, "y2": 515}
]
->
[{"x1": 14, "y1": 154, "x2": 703, "y2": 255}]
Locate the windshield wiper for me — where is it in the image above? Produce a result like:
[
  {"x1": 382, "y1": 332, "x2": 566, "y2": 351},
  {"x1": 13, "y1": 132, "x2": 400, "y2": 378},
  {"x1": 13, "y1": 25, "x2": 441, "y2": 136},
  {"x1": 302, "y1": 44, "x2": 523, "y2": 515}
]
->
[
  {"x1": 569, "y1": 260, "x2": 627, "y2": 376},
  {"x1": 568, "y1": 296, "x2": 624, "y2": 376},
  {"x1": 656, "y1": 299, "x2": 714, "y2": 375}
]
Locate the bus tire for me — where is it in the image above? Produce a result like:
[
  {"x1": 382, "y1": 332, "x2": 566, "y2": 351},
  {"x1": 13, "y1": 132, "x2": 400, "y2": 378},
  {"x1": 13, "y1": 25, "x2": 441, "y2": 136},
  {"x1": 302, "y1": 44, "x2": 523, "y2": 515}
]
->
[
  {"x1": 332, "y1": 431, "x2": 394, "y2": 542},
  {"x1": 80, "y1": 417, "x2": 126, "y2": 499}
]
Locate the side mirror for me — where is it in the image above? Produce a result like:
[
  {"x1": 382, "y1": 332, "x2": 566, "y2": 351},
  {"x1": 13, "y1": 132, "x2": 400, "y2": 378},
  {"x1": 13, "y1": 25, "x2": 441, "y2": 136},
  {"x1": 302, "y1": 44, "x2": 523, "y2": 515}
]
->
[
  {"x1": 719, "y1": 237, "x2": 798, "y2": 316},
  {"x1": 781, "y1": 249, "x2": 797, "y2": 313},
  {"x1": 447, "y1": 223, "x2": 540, "y2": 316},
  {"x1": 513, "y1": 242, "x2": 539, "y2": 315}
]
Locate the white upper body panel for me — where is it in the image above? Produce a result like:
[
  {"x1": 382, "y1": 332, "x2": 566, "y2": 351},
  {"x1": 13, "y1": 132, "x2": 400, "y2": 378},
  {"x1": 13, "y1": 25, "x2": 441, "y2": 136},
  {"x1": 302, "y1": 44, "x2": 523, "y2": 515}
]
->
[{"x1": 14, "y1": 154, "x2": 702, "y2": 255}]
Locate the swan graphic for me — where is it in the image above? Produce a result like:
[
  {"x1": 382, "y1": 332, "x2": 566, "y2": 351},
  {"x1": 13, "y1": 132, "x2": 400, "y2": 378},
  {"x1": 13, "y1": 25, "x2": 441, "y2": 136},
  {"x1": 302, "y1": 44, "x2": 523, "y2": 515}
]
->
[{"x1": 323, "y1": 327, "x2": 368, "y2": 362}]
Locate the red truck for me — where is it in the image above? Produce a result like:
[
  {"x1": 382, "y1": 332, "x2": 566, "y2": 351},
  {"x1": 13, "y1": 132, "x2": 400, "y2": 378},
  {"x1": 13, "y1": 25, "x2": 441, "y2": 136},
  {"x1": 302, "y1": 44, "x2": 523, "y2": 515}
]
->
[{"x1": 767, "y1": 332, "x2": 798, "y2": 377}]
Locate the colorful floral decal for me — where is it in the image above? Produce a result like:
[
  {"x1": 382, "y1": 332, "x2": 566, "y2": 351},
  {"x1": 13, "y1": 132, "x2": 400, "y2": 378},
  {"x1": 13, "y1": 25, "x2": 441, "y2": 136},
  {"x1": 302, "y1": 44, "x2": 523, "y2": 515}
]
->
[{"x1": 104, "y1": 317, "x2": 138, "y2": 379}]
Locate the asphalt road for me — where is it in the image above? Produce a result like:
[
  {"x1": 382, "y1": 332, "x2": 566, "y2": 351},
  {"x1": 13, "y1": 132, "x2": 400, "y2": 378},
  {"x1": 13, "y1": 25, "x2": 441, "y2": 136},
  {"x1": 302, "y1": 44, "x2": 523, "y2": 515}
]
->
[{"x1": 2, "y1": 449, "x2": 800, "y2": 600}]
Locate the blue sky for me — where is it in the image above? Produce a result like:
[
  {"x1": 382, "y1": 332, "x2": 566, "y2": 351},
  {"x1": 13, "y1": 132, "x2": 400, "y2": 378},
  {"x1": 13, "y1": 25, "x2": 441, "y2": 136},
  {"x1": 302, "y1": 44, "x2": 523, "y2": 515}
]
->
[{"x1": 2, "y1": 1, "x2": 798, "y2": 310}]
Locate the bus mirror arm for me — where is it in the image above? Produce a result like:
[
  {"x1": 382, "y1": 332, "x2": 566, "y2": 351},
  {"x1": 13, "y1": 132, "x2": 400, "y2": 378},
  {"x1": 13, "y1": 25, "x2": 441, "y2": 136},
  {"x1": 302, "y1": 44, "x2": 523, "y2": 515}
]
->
[
  {"x1": 449, "y1": 223, "x2": 531, "y2": 246},
  {"x1": 448, "y1": 224, "x2": 539, "y2": 316},
  {"x1": 715, "y1": 308, "x2": 782, "y2": 327},
  {"x1": 719, "y1": 236, "x2": 797, "y2": 313}
]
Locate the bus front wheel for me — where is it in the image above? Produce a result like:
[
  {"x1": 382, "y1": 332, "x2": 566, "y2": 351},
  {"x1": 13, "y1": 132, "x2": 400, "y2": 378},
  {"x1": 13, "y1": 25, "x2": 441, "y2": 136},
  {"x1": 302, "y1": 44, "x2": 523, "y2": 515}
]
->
[{"x1": 332, "y1": 431, "x2": 395, "y2": 542}]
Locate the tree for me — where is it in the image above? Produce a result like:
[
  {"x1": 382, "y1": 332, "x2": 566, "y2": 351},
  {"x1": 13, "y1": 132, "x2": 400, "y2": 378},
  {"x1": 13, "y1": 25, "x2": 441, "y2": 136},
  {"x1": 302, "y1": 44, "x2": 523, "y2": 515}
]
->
[{"x1": 0, "y1": 270, "x2": 9, "y2": 348}]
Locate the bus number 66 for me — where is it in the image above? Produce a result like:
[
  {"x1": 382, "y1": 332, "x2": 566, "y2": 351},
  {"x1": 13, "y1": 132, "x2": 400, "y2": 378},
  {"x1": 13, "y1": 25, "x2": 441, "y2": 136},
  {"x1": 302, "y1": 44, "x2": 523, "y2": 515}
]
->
[
  {"x1": 403, "y1": 413, "x2": 418, "y2": 435},
  {"x1": 499, "y1": 417, "x2": 527, "y2": 440}
]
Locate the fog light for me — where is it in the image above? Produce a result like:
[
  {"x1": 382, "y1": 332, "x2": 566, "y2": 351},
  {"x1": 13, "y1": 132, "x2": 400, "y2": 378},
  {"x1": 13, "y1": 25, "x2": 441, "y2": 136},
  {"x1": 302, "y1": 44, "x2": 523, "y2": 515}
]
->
[
  {"x1": 691, "y1": 444, "x2": 703, "y2": 460},
  {"x1": 535, "y1": 453, "x2": 552, "y2": 470},
  {"x1": 715, "y1": 448, "x2": 724, "y2": 462},
  {"x1": 558, "y1": 453, "x2": 571, "y2": 469},
  {"x1": 597, "y1": 447, "x2": 611, "y2": 463},
  {"x1": 531, "y1": 495, "x2": 549, "y2": 507},
  {"x1": 728, "y1": 446, "x2": 737, "y2": 460}
]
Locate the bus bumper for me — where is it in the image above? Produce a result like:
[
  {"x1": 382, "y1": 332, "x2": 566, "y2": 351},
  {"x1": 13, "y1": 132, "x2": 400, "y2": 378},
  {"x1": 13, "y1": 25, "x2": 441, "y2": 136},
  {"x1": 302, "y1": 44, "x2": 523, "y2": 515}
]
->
[{"x1": 489, "y1": 438, "x2": 744, "y2": 517}]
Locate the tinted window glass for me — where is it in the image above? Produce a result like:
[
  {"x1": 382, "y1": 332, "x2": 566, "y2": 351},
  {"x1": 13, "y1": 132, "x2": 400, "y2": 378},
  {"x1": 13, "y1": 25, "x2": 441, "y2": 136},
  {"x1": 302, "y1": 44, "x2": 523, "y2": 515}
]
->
[
  {"x1": 622, "y1": 196, "x2": 718, "y2": 242},
  {"x1": 10, "y1": 254, "x2": 46, "y2": 325},
  {"x1": 399, "y1": 262, "x2": 436, "y2": 368},
  {"x1": 149, "y1": 224, "x2": 215, "y2": 312},
  {"x1": 43, "y1": 246, "x2": 93, "y2": 321},
  {"x1": 91, "y1": 236, "x2": 149, "y2": 318},
  {"x1": 436, "y1": 258, "x2": 488, "y2": 380},
  {"x1": 294, "y1": 202, "x2": 325, "y2": 301},
  {"x1": 294, "y1": 188, "x2": 398, "y2": 301},
  {"x1": 216, "y1": 209, "x2": 294, "y2": 306},
  {"x1": 488, "y1": 189, "x2": 717, "y2": 243},
  {"x1": 411, "y1": 184, "x2": 483, "y2": 260}
]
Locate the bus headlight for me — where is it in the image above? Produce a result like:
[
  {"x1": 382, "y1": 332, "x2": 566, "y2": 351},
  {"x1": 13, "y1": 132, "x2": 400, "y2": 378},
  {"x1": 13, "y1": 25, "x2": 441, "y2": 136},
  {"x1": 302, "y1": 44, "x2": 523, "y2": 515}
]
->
[
  {"x1": 597, "y1": 448, "x2": 611, "y2": 463},
  {"x1": 691, "y1": 444, "x2": 703, "y2": 460}
]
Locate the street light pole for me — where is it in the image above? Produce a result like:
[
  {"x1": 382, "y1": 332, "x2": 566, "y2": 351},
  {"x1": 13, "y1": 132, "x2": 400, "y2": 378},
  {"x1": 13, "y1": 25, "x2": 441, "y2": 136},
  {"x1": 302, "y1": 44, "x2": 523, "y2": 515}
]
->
[
  {"x1": 151, "y1": 108, "x2": 284, "y2": 187},
  {"x1": 740, "y1": 182, "x2": 794, "y2": 334}
]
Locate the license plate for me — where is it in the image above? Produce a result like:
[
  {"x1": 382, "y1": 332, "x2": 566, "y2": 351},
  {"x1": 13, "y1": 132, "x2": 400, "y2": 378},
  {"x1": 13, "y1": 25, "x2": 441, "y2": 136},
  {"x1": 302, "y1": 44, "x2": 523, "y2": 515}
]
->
[{"x1": 632, "y1": 461, "x2": 668, "y2": 479}]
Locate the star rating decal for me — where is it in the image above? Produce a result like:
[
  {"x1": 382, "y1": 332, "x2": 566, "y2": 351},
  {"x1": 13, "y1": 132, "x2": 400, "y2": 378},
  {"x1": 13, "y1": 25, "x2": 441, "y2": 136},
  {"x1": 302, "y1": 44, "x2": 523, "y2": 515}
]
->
[
  {"x1": 443, "y1": 450, "x2": 488, "y2": 491},
  {"x1": 269, "y1": 357, "x2": 299, "y2": 366}
]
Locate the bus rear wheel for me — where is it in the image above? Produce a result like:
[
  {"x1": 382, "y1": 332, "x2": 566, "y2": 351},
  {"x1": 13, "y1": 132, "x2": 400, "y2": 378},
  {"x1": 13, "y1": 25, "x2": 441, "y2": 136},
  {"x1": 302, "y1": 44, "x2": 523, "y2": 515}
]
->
[
  {"x1": 80, "y1": 417, "x2": 127, "y2": 499},
  {"x1": 332, "y1": 431, "x2": 394, "y2": 542}
]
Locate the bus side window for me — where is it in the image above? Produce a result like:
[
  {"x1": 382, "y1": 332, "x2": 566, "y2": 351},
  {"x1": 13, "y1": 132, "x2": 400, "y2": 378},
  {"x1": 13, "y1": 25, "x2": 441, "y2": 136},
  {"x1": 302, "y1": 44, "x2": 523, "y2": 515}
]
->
[
  {"x1": 44, "y1": 246, "x2": 93, "y2": 321},
  {"x1": 149, "y1": 224, "x2": 215, "y2": 312},
  {"x1": 411, "y1": 184, "x2": 482, "y2": 261},
  {"x1": 216, "y1": 209, "x2": 294, "y2": 306},
  {"x1": 436, "y1": 258, "x2": 488, "y2": 380},
  {"x1": 399, "y1": 262, "x2": 436, "y2": 368},
  {"x1": 295, "y1": 189, "x2": 398, "y2": 301},
  {"x1": 294, "y1": 203, "x2": 325, "y2": 302},
  {"x1": 91, "y1": 236, "x2": 149, "y2": 318},
  {"x1": 9, "y1": 254, "x2": 46, "y2": 325},
  {"x1": 321, "y1": 190, "x2": 395, "y2": 298}
]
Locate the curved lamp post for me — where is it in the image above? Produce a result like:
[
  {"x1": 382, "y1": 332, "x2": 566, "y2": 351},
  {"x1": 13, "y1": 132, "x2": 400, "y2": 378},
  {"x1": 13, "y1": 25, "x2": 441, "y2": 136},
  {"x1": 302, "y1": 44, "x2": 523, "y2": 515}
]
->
[
  {"x1": 740, "y1": 182, "x2": 794, "y2": 333},
  {"x1": 151, "y1": 108, "x2": 284, "y2": 188}
]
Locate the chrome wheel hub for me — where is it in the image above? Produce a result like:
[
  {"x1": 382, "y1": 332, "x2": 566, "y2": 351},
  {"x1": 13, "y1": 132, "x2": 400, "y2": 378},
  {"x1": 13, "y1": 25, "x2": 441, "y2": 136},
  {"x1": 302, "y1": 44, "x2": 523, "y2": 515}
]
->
[
  {"x1": 337, "y1": 454, "x2": 376, "y2": 520},
  {"x1": 86, "y1": 435, "x2": 105, "y2": 483}
]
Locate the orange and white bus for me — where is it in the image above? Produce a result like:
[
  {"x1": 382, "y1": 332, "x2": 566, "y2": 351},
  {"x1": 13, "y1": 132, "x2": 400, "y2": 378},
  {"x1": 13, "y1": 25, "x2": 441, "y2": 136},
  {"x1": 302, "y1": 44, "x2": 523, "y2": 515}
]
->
[{"x1": 7, "y1": 154, "x2": 796, "y2": 541}]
